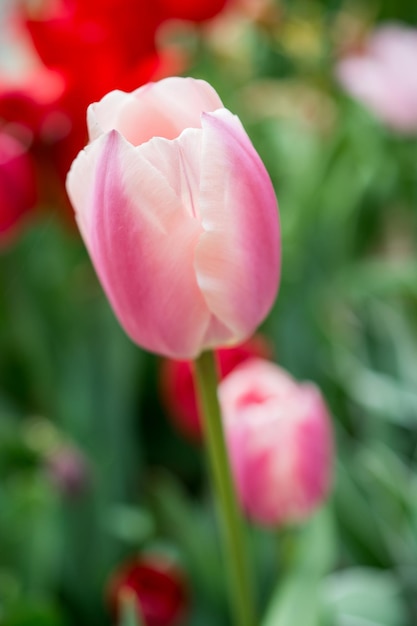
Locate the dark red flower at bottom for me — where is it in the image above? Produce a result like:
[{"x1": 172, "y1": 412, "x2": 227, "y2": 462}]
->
[{"x1": 107, "y1": 555, "x2": 188, "y2": 626}]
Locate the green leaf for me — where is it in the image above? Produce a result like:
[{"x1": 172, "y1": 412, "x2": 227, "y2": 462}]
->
[
  {"x1": 332, "y1": 350, "x2": 417, "y2": 427},
  {"x1": 323, "y1": 568, "x2": 407, "y2": 626},
  {"x1": 261, "y1": 507, "x2": 335, "y2": 626},
  {"x1": 334, "y1": 461, "x2": 390, "y2": 566},
  {"x1": 105, "y1": 505, "x2": 154, "y2": 546}
]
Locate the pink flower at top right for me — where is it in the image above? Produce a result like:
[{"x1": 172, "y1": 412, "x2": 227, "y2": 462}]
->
[{"x1": 336, "y1": 23, "x2": 417, "y2": 133}]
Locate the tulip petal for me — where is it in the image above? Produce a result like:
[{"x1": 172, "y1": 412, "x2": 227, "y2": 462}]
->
[
  {"x1": 88, "y1": 78, "x2": 224, "y2": 146},
  {"x1": 66, "y1": 132, "x2": 110, "y2": 239},
  {"x1": 195, "y1": 109, "x2": 280, "y2": 343},
  {"x1": 67, "y1": 130, "x2": 215, "y2": 358},
  {"x1": 133, "y1": 128, "x2": 202, "y2": 221},
  {"x1": 87, "y1": 90, "x2": 130, "y2": 141}
]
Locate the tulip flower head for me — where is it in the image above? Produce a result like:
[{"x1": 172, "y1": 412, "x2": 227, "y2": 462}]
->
[
  {"x1": 107, "y1": 555, "x2": 188, "y2": 626},
  {"x1": 219, "y1": 359, "x2": 333, "y2": 526},
  {"x1": 66, "y1": 77, "x2": 280, "y2": 359},
  {"x1": 336, "y1": 23, "x2": 417, "y2": 133}
]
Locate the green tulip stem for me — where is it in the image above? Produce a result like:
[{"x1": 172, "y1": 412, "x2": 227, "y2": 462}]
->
[
  {"x1": 194, "y1": 350, "x2": 255, "y2": 626},
  {"x1": 119, "y1": 590, "x2": 145, "y2": 626}
]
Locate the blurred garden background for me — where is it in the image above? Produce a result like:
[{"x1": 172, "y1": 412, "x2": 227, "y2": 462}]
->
[{"x1": 1, "y1": 0, "x2": 417, "y2": 625}]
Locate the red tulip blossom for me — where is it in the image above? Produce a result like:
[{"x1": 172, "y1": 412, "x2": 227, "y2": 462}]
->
[
  {"x1": 21, "y1": 0, "x2": 230, "y2": 150},
  {"x1": 0, "y1": 128, "x2": 37, "y2": 239},
  {"x1": 0, "y1": 66, "x2": 72, "y2": 190},
  {"x1": 158, "y1": 0, "x2": 229, "y2": 22},
  {"x1": 107, "y1": 555, "x2": 188, "y2": 626},
  {"x1": 18, "y1": 1, "x2": 170, "y2": 182}
]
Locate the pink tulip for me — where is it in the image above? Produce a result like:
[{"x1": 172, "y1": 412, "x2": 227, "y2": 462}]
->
[
  {"x1": 66, "y1": 77, "x2": 279, "y2": 359},
  {"x1": 107, "y1": 553, "x2": 188, "y2": 626},
  {"x1": 218, "y1": 358, "x2": 333, "y2": 526},
  {"x1": 336, "y1": 23, "x2": 417, "y2": 133}
]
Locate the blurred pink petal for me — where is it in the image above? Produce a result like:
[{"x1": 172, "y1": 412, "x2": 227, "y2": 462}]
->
[
  {"x1": 336, "y1": 23, "x2": 417, "y2": 132},
  {"x1": 219, "y1": 358, "x2": 333, "y2": 526}
]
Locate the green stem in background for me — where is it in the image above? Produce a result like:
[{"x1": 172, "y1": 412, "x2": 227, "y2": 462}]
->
[
  {"x1": 119, "y1": 590, "x2": 145, "y2": 626},
  {"x1": 194, "y1": 351, "x2": 256, "y2": 626},
  {"x1": 278, "y1": 526, "x2": 300, "y2": 575}
]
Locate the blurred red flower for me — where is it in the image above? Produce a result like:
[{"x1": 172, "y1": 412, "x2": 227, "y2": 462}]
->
[
  {"x1": 107, "y1": 555, "x2": 188, "y2": 626},
  {"x1": 24, "y1": 0, "x2": 161, "y2": 111},
  {"x1": 159, "y1": 0, "x2": 229, "y2": 22},
  {"x1": 22, "y1": 0, "x2": 230, "y2": 135},
  {"x1": 19, "y1": 0, "x2": 173, "y2": 184},
  {"x1": 0, "y1": 128, "x2": 37, "y2": 239},
  {"x1": 0, "y1": 0, "x2": 229, "y2": 233},
  {"x1": 0, "y1": 65, "x2": 72, "y2": 189},
  {"x1": 160, "y1": 335, "x2": 273, "y2": 441}
]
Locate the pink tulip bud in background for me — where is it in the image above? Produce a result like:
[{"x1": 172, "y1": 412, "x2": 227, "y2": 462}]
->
[
  {"x1": 46, "y1": 445, "x2": 90, "y2": 497},
  {"x1": 219, "y1": 359, "x2": 333, "y2": 526},
  {"x1": 336, "y1": 23, "x2": 417, "y2": 133},
  {"x1": 0, "y1": 129, "x2": 37, "y2": 239},
  {"x1": 107, "y1": 554, "x2": 188, "y2": 626},
  {"x1": 160, "y1": 334, "x2": 273, "y2": 441},
  {"x1": 66, "y1": 77, "x2": 280, "y2": 359}
]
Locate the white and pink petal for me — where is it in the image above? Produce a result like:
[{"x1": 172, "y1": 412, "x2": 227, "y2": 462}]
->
[{"x1": 195, "y1": 109, "x2": 280, "y2": 343}]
